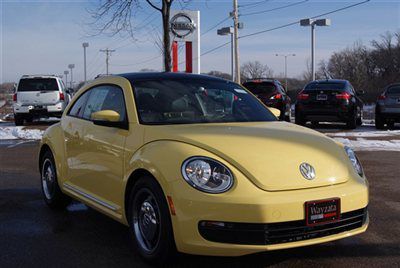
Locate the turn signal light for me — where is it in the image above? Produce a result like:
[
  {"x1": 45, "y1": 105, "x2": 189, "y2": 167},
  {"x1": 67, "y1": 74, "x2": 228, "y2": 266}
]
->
[
  {"x1": 13, "y1": 93, "x2": 17, "y2": 102},
  {"x1": 59, "y1": 92, "x2": 65, "y2": 101},
  {"x1": 335, "y1": 92, "x2": 351, "y2": 100},
  {"x1": 297, "y1": 93, "x2": 309, "y2": 100}
]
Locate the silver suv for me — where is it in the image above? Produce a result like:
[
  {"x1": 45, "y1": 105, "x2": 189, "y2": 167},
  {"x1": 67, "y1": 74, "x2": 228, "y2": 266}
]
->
[
  {"x1": 375, "y1": 83, "x2": 400, "y2": 129},
  {"x1": 13, "y1": 75, "x2": 70, "y2": 126}
]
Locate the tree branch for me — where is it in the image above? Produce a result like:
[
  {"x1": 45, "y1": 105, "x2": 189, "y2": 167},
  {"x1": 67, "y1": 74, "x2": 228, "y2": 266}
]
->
[{"x1": 145, "y1": 0, "x2": 162, "y2": 12}]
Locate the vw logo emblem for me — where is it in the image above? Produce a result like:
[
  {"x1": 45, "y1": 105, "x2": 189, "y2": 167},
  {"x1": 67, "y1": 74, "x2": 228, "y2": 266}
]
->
[
  {"x1": 299, "y1": 163, "x2": 316, "y2": 180},
  {"x1": 170, "y1": 13, "x2": 196, "y2": 38}
]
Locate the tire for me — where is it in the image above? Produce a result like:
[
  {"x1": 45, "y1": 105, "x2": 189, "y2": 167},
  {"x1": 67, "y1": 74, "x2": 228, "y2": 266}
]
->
[
  {"x1": 128, "y1": 176, "x2": 176, "y2": 264},
  {"x1": 311, "y1": 121, "x2": 319, "y2": 128},
  {"x1": 346, "y1": 113, "x2": 357, "y2": 129},
  {"x1": 375, "y1": 113, "x2": 385, "y2": 130},
  {"x1": 387, "y1": 121, "x2": 395, "y2": 130},
  {"x1": 40, "y1": 150, "x2": 71, "y2": 209},
  {"x1": 295, "y1": 112, "x2": 306, "y2": 126},
  {"x1": 356, "y1": 107, "x2": 363, "y2": 126},
  {"x1": 14, "y1": 114, "x2": 24, "y2": 126}
]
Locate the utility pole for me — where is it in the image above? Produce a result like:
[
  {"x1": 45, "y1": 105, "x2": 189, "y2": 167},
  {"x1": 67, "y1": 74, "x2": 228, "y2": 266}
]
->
[
  {"x1": 68, "y1": 64, "x2": 75, "y2": 88},
  {"x1": 233, "y1": 0, "x2": 240, "y2": 84},
  {"x1": 82, "y1": 42, "x2": 89, "y2": 82},
  {"x1": 100, "y1": 48, "x2": 116, "y2": 75},
  {"x1": 275, "y1": 54, "x2": 296, "y2": 91}
]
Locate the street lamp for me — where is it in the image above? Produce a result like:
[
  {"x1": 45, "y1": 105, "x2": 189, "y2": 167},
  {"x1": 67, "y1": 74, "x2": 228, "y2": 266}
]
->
[
  {"x1": 68, "y1": 64, "x2": 75, "y2": 88},
  {"x1": 82, "y1": 42, "x2": 89, "y2": 83},
  {"x1": 300, "y1": 18, "x2": 331, "y2": 81},
  {"x1": 63, "y1": 70, "x2": 69, "y2": 87},
  {"x1": 275, "y1": 54, "x2": 296, "y2": 91},
  {"x1": 217, "y1": 26, "x2": 234, "y2": 81}
]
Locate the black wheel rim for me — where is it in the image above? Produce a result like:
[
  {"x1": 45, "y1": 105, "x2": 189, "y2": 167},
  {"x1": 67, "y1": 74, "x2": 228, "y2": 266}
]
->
[{"x1": 132, "y1": 188, "x2": 161, "y2": 254}]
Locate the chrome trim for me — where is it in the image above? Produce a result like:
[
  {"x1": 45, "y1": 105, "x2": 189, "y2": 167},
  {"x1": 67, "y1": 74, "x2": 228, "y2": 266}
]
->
[{"x1": 63, "y1": 183, "x2": 117, "y2": 211}]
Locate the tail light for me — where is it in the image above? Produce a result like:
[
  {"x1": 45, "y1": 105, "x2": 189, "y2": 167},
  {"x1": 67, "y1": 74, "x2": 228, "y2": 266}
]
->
[
  {"x1": 59, "y1": 92, "x2": 65, "y2": 101},
  {"x1": 335, "y1": 92, "x2": 351, "y2": 100},
  {"x1": 13, "y1": 93, "x2": 17, "y2": 102},
  {"x1": 297, "y1": 93, "x2": 309, "y2": 100},
  {"x1": 270, "y1": 94, "x2": 282, "y2": 100},
  {"x1": 378, "y1": 94, "x2": 386, "y2": 100}
]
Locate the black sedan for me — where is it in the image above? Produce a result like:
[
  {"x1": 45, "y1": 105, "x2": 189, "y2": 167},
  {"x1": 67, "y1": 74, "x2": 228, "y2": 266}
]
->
[{"x1": 295, "y1": 79, "x2": 363, "y2": 129}]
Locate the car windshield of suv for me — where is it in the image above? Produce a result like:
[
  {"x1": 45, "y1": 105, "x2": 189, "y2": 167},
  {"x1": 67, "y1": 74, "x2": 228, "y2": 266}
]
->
[
  {"x1": 387, "y1": 85, "x2": 400, "y2": 94},
  {"x1": 305, "y1": 82, "x2": 346, "y2": 91},
  {"x1": 18, "y1": 78, "x2": 58, "y2": 92},
  {"x1": 243, "y1": 82, "x2": 276, "y2": 95},
  {"x1": 132, "y1": 79, "x2": 277, "y2": 125}
]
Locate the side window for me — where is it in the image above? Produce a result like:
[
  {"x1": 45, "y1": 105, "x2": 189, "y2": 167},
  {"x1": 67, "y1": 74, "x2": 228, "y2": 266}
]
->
[
  {"x1": 68, "y1": 90, "x2": 91, "y2": 118},
  {"x1": 82, "y1": 85, "x2": 126, "y2": 122}
]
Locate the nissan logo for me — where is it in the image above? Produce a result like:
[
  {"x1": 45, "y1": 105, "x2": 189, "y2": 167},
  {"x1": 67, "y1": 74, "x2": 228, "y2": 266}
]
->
[
  {"x1": 170, "y1": 13, "x2": 196, "y2": 38},
  {"x1": 299, "y1": 163, "x2": 316, "y2": 180}
]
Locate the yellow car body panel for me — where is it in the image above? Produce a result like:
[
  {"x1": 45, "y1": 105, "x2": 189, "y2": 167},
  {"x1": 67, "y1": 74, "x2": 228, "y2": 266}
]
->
[{"x1": 39, "y1": 74, "x2": 369, "y2": 257}]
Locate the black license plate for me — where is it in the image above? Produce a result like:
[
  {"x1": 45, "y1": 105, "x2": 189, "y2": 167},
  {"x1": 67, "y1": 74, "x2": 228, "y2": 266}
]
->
[
  {"x1": 305, "y1": 198, "x2": 340, "y2": 226},
  {"x1": 316, "y1": 94, "x2": 328, "y2": 101},
  {"x1": 34, "y1": 105, "x2": 44, "y2": 109}
]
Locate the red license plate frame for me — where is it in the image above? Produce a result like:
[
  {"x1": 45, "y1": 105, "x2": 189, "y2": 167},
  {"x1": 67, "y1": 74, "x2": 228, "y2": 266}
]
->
[{"x1": 305, "y1": 198, "x2": 341, "y2": 226}]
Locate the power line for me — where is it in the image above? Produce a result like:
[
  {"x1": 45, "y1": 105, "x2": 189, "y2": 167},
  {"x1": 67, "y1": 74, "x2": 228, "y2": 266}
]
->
[
  {"x1": 110, "y1": 54, "x2": 161, "y2": 67},
  {"x1": 201, "y1": 17, "x2": 231, "y2": 36},
  {"x1": 239, "y1": 0, "x2": 272, "y2": 9},
  {"x1": 99, "y1": 48, "x2": 116, "y2": 75},
  {"x1": 240, "y1": 0, "x2": 309, "y2": 17}
]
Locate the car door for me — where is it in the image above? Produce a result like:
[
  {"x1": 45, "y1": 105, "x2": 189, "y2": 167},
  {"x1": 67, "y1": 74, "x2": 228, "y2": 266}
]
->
[
  {"x1": 74, "y1": 84, "x2": 128, "y2": 211},
  {"x1": 62, "y1": 89, "x2": 92, "y2": 185}
]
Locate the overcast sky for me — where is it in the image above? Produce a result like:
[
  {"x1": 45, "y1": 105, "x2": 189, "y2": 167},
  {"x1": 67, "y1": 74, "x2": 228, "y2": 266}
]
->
[{"x1": 1, "y1": 0, "x2": 399, "y2": 84}]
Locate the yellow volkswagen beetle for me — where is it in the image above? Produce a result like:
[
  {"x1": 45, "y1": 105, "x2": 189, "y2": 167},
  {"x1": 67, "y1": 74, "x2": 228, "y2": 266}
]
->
[{"x1": 39, "y1": 73, "x2": 368, "y2": 263}]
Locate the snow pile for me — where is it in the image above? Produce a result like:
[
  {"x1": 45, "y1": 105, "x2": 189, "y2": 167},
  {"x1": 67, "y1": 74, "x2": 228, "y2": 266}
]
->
[
  {"x1": 333, "y1": 137, "x2": 400, "y2": 151},
  {"x1": 0, "y1": 126, "x2": 44, "y2": 140}
]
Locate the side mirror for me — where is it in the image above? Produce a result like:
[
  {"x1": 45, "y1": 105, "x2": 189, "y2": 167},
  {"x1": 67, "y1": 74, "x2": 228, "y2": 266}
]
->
[
  {"x1": 268, "y1": 107, "x2": 281, "y2": 119},
  {"x1": 91, "y1": 110, "x2": 127, "y2": 129},
  {"x1": 356, "y1": 90, "x2": 365, "y2": 96}
]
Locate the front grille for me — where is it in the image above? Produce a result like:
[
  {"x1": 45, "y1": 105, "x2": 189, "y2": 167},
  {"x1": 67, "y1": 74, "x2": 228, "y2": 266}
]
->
[{"x1": 198, "y1": 207, "x2": 367, "y2": 245}]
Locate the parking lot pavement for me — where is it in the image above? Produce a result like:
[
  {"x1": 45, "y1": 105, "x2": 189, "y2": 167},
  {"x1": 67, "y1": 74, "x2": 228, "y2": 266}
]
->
[{"x1": 0, "y1": 134, "x2": 400, "y2": 267}]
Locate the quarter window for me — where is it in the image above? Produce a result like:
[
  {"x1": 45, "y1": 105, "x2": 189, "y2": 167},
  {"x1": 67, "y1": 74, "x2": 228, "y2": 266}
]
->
[{"x1": 68, "y1": 90, "x2": 91, "y2": 118}]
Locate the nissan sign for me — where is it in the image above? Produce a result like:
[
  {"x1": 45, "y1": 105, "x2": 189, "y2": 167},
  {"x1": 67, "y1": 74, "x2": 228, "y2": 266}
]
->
[{"x1": 170, "y1": 13, "x2": 196, "y2": 38}]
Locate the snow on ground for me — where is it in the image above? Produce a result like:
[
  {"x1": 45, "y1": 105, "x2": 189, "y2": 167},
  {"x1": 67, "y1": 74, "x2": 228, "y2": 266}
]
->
[
  {"x1": 333, "y1": 137, "x2": 400, "y2": 151},
  {"x1": 326, "y1": 127, "x2": 400, "y2": 138},
  {"x1": 0, "y1": 126, "x2": 44, "y2": 140}
]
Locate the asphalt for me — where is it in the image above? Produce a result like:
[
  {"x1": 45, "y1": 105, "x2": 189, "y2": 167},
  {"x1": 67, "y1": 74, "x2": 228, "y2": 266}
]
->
[{"x1": 0, "y1": 138, "x2": 400, "y2": 267}]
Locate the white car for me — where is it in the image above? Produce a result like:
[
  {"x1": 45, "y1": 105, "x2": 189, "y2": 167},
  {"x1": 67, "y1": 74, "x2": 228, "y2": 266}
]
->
[{"x1": 13, "y1": 75, "x2": 70, "y2": 125}]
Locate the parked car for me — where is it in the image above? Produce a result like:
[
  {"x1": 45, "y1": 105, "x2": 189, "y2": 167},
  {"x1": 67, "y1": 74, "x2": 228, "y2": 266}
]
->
[
  {"x1": 13, "y1": 75, "x2": 70, "y2": 125},
  {"x1": 242, "y1": 79, "x2": 291, "y2": 121},
  {"x1": 39, "y1": 73, "x2": 368, "y2": 264},
  {"x1": 375, "y1": 83, "x2": 400, "y2": 129},
  {"x1": 295, "y1": 79, "x2": 364, "y2": 129}
]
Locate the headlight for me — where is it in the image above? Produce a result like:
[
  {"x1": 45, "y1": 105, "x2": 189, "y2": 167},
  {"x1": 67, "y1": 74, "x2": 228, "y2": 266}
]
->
[
  {"x1": 181, "y1": 157, "x2": 234, "y2": 193},
  {"x1": 344, "y1": 146, "x2": 364, "y2": 177}
]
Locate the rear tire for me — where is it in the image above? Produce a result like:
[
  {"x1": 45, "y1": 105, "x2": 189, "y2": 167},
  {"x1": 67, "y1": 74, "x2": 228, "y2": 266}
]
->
[
  {"x1": 40, "y1": 150, "x2": 71, "y2": 209},
  {"x1": 356, "y1": 107, "x2": 363, "y2": 126},
  {"x1": 295, "y1": 112, "x2": 306, "y2": 126},
  {"x1": 387, "y1": 121, "x2": 395, "y2": 130},
  {"x1": 14, "y1": 114, "x2": 24, "y2": 126},
  {"x1": 375, "y1": 113, "x2": 385, "y2": 130},
  {"x1": 346, "y1": 113, "x2": 357, "y2": 129},
  {"x1": 128, "y1": 176, "x2": 176, "y2": 265}
]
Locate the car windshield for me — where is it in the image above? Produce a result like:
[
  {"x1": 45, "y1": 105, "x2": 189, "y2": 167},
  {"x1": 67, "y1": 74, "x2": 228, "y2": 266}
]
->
[
  {"x1": 305, "y1": 82, "x2": 346, "y2": 91},
  {"x1": 131, "y1": 78, "x2": 277, "y2": 125},
  {"x1": 18, "y1": 78, "x2": 58, "y2": 92},
  {"x1": 387, "y1": 85, "x2": 400, "y2": 94},
  {"x1": 243, "y1": 82, "x2": 276, "y2": 95}
]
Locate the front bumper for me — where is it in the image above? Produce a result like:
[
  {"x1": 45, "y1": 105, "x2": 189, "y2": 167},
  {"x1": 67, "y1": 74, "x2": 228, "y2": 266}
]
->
[{"x1": 169, "y1": 172, "x2": 369, "y2": 256}]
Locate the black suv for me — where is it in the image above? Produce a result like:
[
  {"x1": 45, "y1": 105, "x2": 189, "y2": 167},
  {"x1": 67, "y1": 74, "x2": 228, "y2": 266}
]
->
[
  {"x1": 295, "y1": 79, "x2": 363, "y2": 129},
  {"x1": 242, "y1": 79, "x2": 291, "y2": 121},
  {"x1": 375, "y1": 83, "x2": 400, "y2": 129}
]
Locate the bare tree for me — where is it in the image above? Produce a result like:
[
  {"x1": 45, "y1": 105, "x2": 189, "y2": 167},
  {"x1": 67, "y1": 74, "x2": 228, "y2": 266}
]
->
[
  {"x1": 240, "y1": 61, "x2": 273, "y2": 81},
  {"x1": 90, "y1": 0, "x2": 190, "y2": 72}
]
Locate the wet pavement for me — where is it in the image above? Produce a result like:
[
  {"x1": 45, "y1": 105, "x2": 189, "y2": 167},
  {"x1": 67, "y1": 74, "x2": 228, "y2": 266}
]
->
[{"x1": 0, "y1": 138, "x2": 400, "y2": 267}]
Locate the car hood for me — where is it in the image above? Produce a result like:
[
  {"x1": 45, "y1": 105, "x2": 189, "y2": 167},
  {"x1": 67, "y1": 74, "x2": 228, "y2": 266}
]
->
[{"x1": 144, "y1": 122, "x2": 350, "y2": 191}]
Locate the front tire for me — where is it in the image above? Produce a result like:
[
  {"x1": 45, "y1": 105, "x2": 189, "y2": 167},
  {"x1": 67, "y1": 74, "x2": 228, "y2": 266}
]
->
[
  {"x1": 14, "y1": 114, "x2": 24, "y2": 126},
  {"x1": 128, "y1": 176, "x2": 176, "y2": 264},
  {"x1": 40, "y1": 150, "x2": 71, "y2": 209}
]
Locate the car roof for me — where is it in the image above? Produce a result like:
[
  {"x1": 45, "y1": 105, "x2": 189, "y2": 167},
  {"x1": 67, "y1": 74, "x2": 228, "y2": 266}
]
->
[
  {"x1": 21, "y1": 75, "x2": 60, "y2": 79},
  {"x1": 117, "y1": 72, "x2": 228, "y2": 83},
  {"x1": 243, "y1": 78, "x2": 279, "y2": 84},
  {"x1": 310, "y1": 79, "x2": 348, "y2": 84}
]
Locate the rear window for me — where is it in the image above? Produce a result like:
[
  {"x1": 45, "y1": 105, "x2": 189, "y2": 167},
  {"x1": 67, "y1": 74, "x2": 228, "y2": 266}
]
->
[
  {"x1": 17, "y1": 78, "x2": 59, "y2": 92},
  {"x1": 305, "y1": 82, "x2": 346, "y2": 91},
  {"x1": 387, "y1": 85, "x2": 400, "y2": 94},
  {"x1": 243, "y1": 82, "x2": 277, "y2": 95}
]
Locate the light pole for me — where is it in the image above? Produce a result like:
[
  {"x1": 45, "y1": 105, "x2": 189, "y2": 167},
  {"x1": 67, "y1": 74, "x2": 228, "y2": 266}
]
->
[
  {"x1": 68, "y1": 64, "x2": 75, "y2": 88},
  {"x1": 82, "y1": 42, "x2": 89, "y2": 83},
  {"x1": 63, "y1": 70, "x2": 69, "y2": 87},
  {"x1": 275, "y1": 54, "x2": 296, "y2": 91},
  {"x1": 300, "y1": 18, "x2": 331, "y2": 81},
  {"x1": 217, "y1": 27, "x2": 234, "y2": 81}
]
